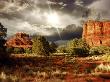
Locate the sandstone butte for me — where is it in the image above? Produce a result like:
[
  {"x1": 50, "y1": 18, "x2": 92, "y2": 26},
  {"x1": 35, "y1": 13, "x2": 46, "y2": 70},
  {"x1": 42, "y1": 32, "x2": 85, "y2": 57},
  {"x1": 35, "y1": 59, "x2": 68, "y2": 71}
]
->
[
  {"x1": 82, "y1": 20, "x2": 110, "y2": 47},
  {"x1": 6, "y1": 32, "x2": 32, "y2": 49}
]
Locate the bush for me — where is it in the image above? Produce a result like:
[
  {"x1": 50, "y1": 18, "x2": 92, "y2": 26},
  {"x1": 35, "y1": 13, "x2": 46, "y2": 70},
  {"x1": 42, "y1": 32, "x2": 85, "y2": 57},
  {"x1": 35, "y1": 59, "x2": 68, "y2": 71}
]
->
[
  {"x1": 66, "y1": 38, "x2": 90, "y2": 56},
  {"x1": 24, "y1": 48, "x2": 32, "y2": 54},
  {"x1": 95, "y1": 64, "x2": 110, "y2": 72},
  {"x1": 6, "y1": 47, "x2": 13, "y2": 53},
  {"x1": 0, "y1": 47, "x2": 10, "y2": 60},
  {"x1": 56, "y1": 45, "x2": 67, "y2": 53},
  {"x1": 74, "y1": 48, "x2": 89, "y2": 56},
  {"x1": 66, "y1": 47, "x2": 89, "y2": 57},
  {"x1": 89, "y1": 47, "x2": 100, "y2": 55},
  {"x1": 101, "y1": 54, "x2": 110, "y2": 62},
  {"x1": 13, "y1": 48, "x2": 24, "y2": 54},
  {"x1": 89, "y1": 46, "x2": 110, "y2": 55}
]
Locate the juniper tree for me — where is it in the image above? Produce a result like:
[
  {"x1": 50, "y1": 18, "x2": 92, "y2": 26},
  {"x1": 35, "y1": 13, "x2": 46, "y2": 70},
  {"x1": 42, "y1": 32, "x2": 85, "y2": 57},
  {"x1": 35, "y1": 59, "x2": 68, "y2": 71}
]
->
[
  {"x1": 32, "y1": 36, "x2": 51, "y2": 56},
  {"x1": 50, "y1": 42, "x2": 57, "y2": 53}
]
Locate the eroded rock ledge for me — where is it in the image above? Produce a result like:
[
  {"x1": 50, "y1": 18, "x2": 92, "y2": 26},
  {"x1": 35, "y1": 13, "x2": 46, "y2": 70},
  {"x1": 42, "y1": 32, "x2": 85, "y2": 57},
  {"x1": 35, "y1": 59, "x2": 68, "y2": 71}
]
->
[
  {"x1": 6, "y1": 32, "x2": 32, "y2": 48},
  {"x1": 82, "y1": 20, "x2": 110, "y2": 47}
]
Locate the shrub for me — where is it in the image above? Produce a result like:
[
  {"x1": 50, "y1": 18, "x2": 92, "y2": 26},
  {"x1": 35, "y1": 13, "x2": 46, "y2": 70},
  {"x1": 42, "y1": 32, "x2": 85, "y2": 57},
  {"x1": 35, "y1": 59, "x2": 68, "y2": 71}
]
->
[
  {"x1": 70, "y1": 47, "x2": 89, "y2": 57},
  {"x1": 89, "y1": 47, "x2": 100, "y2": 55},
  {"x1": 89, "y1": 46, "x2": 110, "y2": 55},
  {"x1": 13, "y1": 48, "x2": 24, "y2": 54},
  {"x1": 24, "y1": 48, "x2": 32, "y2": 54},
  {"x1": 66, "y1": 38, "x2": 90, "y2": 56},
  {"x1": 6, "y1": 47, "x2": 13, "y2": 53},
  {"x1": 101, "y1": 54, "x2": 110, "y2": 62},
  {"x1": 95, "y1": 64, "x2": 110, "y2": 72},
  {"x1": 56, "y1": 45, "x2": 67, "y2": 53}
]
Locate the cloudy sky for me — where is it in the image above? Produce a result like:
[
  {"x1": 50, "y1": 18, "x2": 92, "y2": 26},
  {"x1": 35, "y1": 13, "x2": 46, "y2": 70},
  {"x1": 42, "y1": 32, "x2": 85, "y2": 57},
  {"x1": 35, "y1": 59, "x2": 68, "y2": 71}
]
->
[{"x1": 0, "y1": 0, "x2": 110, "y2": 41}]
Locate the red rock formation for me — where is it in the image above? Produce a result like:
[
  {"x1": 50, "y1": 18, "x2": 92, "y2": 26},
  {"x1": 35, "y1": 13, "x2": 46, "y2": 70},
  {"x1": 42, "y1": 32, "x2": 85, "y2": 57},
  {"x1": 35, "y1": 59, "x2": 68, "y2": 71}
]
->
[
  {"x1": 82, "y1": 20, "x2": 110, "y2": 47},
  {"x1": 6, "y1": 32, "x2": 32, "y2": 48}
]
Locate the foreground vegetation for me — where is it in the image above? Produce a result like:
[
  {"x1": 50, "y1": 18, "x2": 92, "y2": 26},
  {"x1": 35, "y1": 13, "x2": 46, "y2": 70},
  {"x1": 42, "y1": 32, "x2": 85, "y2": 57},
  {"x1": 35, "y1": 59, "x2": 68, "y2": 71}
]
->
[{"x1": 0, "y1": 55, "x2": 110, "y2": 82}]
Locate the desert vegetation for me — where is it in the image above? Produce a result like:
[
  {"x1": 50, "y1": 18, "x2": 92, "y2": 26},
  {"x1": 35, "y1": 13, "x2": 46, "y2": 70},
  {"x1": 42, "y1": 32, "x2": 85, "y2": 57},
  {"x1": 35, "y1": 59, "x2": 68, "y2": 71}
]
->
[{"x1": 0, "y1": 23, "x2": 110, "y2": 82}]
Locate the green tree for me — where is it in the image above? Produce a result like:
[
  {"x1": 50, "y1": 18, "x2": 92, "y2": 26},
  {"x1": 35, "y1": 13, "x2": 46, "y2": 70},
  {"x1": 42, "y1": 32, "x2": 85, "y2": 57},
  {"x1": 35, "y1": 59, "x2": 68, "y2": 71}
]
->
[
  {"x1": 66, "y1": 38, "x2": 90, "y2": 56},
  {"x1": 0, "y1": 23, "x2": 9, "y2": 59},
  {"x1": 0, "y1": 23, "x2": 7, "y2": 50},
  {"x1": 50, "y1": 42, "x2": 57, "y2": 53},
  {"x1": 32, "y1": 35, "x2": 51, "y2": 56}
]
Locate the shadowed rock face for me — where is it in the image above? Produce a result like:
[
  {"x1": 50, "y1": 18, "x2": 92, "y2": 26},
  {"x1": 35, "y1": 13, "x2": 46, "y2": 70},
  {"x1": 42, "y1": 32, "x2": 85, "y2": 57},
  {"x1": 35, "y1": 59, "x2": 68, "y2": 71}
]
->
[
  {"x1": 6, "y1": 32, "x2": 32, "y2": 48},
  {"x1": 82, "y1": 20, "x2": 110, "y2": 47}
]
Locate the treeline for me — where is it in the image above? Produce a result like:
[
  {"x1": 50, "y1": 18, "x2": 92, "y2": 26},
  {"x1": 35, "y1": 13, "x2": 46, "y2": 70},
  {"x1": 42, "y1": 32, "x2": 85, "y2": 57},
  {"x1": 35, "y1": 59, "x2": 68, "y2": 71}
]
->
[
  {"x1": 57, "y1": 38, "x2": 90, "y2": 57},
  {"x1": 6, "y1": 36, "x2": 110, "y2": 57},
  {"x1": 6, "y1": 35, "x2": 57, "y2": 56},
  {"x1": 56, "y1": 38, "x2": 110, "y2": 56},
  {"x1": 0, "y1": 22, "x2": 110, "y2": 57}
]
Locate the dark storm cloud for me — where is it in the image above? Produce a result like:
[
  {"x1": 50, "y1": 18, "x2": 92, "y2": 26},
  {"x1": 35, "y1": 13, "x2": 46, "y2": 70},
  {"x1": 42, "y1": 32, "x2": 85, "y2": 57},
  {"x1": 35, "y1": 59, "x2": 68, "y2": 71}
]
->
[
  {"x1": 61, "y1": 24, "x2": 82, "y2": 40},
  {"x1": 45, "y1": 24, "x2": 82, "y2": 41},
  {"x1": 47, "y1": 0, "x2": 80, "y2": 14},
  {"x1": 0, "y1": 0, "x2": 109, "y2": 41},
  {"x1": 88, "y1": 0, "x2": 110, "y2": 20}
]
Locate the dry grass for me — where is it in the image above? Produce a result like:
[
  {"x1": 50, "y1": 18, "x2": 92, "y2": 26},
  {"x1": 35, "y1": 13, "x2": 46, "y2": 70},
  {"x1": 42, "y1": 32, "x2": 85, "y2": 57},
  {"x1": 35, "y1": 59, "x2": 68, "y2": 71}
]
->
[{"x1": 0, "y1": 55, "x2": 110, "y2": 82}]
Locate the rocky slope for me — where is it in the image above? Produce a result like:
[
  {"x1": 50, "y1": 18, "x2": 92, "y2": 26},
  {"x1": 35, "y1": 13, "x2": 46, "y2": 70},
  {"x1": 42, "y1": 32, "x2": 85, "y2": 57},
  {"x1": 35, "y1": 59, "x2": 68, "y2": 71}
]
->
[
  {"x1": 6, "y1": 32, "x2": 32, "y2": 48},
  {"x1": 82, "y1": 20, "x2": 110, "y2": 47}
]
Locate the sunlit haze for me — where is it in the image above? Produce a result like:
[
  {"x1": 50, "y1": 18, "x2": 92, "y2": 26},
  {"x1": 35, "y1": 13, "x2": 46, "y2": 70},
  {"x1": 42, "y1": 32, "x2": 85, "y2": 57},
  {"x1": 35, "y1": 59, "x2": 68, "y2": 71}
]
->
[{"x1": 47, "y1": 12, "x2": 60, "y2": 27}]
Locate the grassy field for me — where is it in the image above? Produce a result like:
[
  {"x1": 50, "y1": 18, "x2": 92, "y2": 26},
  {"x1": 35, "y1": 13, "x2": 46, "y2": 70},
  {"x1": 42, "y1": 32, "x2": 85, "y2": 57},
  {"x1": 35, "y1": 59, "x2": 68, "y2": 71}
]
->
[{"x1": 0, "y1": 54, "x2": 110, "y2": 82}]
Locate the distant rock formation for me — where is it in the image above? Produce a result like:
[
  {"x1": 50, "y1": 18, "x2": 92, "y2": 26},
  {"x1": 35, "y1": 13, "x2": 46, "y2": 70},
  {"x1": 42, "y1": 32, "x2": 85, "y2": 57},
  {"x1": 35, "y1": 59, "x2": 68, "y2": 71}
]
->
[
  {"x1": 6, "y1": 32, "x2": 32, "y2": 48},
  {"x1": 82, "y1": 20, "x2": 110, "y2": 47}
]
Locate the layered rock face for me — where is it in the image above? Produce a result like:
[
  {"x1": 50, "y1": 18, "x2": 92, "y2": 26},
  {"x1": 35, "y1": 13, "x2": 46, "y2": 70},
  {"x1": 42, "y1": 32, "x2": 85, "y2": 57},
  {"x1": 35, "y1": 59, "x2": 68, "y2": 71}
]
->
[
  {"x1": 6, "y1": 32, "x2": 32, "y2": 48},
  {"x1": 82, "y1": 20, "x2": 110, "y2": 47}
]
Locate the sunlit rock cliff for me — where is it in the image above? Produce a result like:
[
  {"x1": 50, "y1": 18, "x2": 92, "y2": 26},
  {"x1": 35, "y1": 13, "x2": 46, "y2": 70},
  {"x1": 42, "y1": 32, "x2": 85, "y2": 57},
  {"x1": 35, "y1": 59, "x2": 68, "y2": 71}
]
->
[{"x1": 82, "y1": 20, "x2": 110, "y2": 47}]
